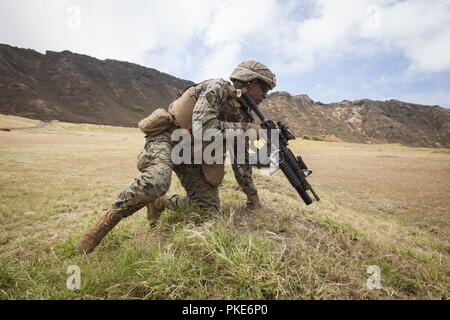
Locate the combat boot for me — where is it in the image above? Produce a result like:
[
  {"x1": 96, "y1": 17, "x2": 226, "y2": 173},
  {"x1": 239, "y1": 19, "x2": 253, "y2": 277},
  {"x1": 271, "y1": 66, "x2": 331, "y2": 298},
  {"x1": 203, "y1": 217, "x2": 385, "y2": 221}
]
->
[
  {"x1": 246, "y1": 193, "x2": 262, "y2": 209},
  {"x1": 146, "y1": 195, "x2": 168, "y2": 224},
  {"x1": 79, "y1": 209, "x2": 122, "y2": 253}
]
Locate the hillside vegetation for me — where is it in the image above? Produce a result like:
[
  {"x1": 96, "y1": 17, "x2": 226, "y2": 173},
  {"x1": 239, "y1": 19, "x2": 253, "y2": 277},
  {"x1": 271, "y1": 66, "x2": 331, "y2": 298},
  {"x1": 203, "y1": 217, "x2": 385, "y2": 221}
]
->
[{"x1": 2, "y1": 44, "x2": 449, "y2": 148}]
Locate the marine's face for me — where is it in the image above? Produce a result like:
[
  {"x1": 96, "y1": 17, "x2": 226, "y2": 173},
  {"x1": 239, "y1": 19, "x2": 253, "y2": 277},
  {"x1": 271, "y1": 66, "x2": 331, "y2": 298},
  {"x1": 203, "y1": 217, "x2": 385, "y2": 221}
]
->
[{"x1": 247, "y1": 80, "x2": 269, "y2": 105}]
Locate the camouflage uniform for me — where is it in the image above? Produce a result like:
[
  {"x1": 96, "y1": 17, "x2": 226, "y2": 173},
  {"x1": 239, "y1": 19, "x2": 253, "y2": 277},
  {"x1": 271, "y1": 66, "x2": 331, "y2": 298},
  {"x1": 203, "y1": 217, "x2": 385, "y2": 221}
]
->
[
  {"x1": 111, "y1": 130, "x2": 175, "y2": 217},
  {"x1": 111, "y1": 78, "x2": 257, "y2": 217},
  {"x1": 79, "y1": 60, "x2": 275, "y2": 253}
]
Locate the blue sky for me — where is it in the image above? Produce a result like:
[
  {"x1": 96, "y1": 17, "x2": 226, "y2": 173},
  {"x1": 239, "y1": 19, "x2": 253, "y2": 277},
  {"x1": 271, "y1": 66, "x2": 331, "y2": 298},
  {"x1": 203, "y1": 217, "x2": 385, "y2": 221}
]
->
[{"x1": 1, "y1": 0, "x2": 449, "y2": 107}]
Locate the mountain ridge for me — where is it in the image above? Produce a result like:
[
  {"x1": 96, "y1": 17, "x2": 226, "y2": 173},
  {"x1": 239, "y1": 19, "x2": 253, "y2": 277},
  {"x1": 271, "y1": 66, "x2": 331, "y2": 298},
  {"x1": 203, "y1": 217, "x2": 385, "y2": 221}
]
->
[
  {"x1": 0, "y1": 44, "x2": 193, "y2": 126},
  {"x1": 1, "y1": 44, "x2": 449, "y2": 147},
  {"x1": 259, "y1": 91, "x2": 449, "y2": 147}
]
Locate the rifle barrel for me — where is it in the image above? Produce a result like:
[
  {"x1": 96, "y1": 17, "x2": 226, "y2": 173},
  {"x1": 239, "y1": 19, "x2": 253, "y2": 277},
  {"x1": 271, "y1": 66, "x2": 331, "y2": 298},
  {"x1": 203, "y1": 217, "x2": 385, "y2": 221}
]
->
[{"x1": 238, "y1": 92, "x2": 319, "y2": 205}]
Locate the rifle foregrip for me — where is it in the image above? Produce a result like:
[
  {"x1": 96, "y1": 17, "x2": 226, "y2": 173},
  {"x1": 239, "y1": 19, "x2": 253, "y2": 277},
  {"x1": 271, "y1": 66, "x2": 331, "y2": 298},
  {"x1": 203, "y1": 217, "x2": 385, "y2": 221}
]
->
[{"x1": 279, "y1": 160, "x2": 313, "y2": 205}]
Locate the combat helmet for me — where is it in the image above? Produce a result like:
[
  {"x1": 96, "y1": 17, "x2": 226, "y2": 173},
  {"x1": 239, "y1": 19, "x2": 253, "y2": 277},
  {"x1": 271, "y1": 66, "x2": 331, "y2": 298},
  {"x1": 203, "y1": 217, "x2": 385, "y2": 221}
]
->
[{"x1": 230, "y1": 60, "x2": 277, "y2": 90}]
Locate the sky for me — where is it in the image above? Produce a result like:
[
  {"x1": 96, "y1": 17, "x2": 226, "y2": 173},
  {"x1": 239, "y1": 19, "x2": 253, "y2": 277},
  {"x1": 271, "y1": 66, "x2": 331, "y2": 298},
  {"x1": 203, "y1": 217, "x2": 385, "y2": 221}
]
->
[{"x1": 1, "y1": 0, "x2": 450, "y2": 107}]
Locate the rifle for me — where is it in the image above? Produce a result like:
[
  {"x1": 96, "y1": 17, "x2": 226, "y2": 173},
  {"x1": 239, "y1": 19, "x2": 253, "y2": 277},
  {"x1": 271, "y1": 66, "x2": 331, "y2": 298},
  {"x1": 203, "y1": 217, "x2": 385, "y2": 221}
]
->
[{"x1": 239, "y1": 93, "x2": 320, "y2": 205}]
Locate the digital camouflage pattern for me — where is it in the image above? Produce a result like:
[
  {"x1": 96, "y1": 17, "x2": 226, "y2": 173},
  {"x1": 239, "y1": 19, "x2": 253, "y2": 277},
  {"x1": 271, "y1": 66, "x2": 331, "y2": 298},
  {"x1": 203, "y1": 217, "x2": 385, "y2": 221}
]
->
[
  {"x1": 111, "y1": 78, "x2": 257, "y2": 218},
  {"x1": 112, "y1": 131, "x2": 175, "y2": 217},
  {"x1": 193, "y1": 79, "x2": 249, "y2": 133},
  {"x1": 229, "y1": 60, "x2": 277, "y2": 90}
]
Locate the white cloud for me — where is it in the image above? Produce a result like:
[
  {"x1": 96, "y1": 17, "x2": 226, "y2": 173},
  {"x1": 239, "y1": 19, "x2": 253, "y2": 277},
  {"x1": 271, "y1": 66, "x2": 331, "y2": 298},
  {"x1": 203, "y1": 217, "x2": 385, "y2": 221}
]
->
[
  {"x1": 277, "y1": 0, "x2": 450, "y2": 74},
  {"x1": 373, "y1": 0, "x2": 450, "y2": 73},
  {"x1": 0, "y1": 0, "x2": 215, "y2": 65},
  {"x1": 0, "y1": 0, "x2": 449, "y2": 106},
  {"x1": 195, "y1": 0, "x2": 283, "y2": 81},
  {"x1": 2, "y1": 0, "x2": 449, "y2": 75},
  {"x1": 204, "y1": 0, "x2": 277, "y2": 46},
  {"x1": 196, "y1": 42, "x2": 242, "y2": 80}
]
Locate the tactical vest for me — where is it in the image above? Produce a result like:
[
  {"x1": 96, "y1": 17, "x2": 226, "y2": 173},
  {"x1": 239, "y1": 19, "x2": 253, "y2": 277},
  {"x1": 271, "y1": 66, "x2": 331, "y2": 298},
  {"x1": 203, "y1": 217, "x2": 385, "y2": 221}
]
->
[
  {"x1": 168, "y1": 85, "x2": 197, "y2": 131},
  {"x1": 167, "y1": 82, "x2": 247, "y2": 187},
  {"x1": 168, "y1": 83, "x2": 247, "y2": 131}
]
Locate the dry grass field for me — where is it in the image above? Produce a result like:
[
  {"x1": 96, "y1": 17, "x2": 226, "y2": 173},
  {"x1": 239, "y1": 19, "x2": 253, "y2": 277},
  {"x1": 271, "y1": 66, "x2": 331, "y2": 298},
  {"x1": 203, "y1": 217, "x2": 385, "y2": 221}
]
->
[{"x1": 0, "y1": 114, "x2": 448, "y2": 299}]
